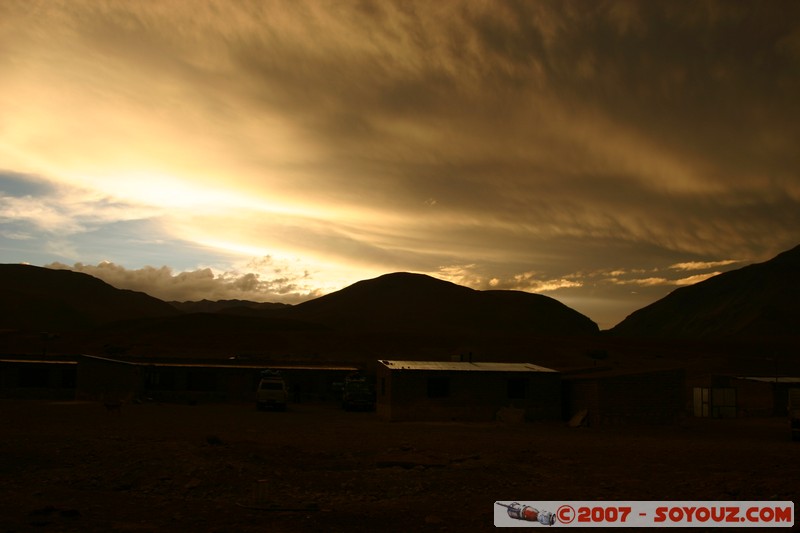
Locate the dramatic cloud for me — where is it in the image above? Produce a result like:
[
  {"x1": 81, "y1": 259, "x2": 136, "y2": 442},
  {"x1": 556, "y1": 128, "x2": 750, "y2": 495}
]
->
[
  {"x1": 669, "y1": 260, "x2": 740, "y2": 271},
  {"x1": 1, "y1": 1, "x2": 799, "y2": 328},
  {"x1": 609, "y1": 273, "x2": 721, "y2": 287},
  {"x1": 46, "y1": 260, "x2": 323, "y2": 304}
]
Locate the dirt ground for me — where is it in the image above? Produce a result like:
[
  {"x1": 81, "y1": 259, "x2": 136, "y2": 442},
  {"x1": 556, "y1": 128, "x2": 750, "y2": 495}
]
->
[{"x1": 1, "y1": 399, "x2": 797, "y2": 532}]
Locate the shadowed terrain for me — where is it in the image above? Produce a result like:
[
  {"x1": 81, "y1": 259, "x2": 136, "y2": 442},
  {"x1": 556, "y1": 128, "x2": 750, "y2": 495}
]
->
[
  {"x1": 284, "y1": 272, "x2": 599, "y2": 335},
  {"x1": 0, "y1": 267, "x2": 599, "y2": 360},
  {"x1": 0, "y1": 264, "x2": 178, "y2": 332},
  {"x1": 0, "y1": 400, "x2": 796, "y2": 532},
  {"x1": 1, "y1": 246, "x2": 798, "y2": 367},
  {"x1": 1, "y1": 251, "x2": 799, "y2": 531},
  {"x1": 610, "y1": 244, "x2": 800, "y2": 339}
]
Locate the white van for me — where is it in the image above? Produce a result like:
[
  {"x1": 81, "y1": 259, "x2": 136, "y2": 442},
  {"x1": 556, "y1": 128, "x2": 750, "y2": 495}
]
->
[{"x1": 256, "y1": 370, "x2": 288, "y2": 411}]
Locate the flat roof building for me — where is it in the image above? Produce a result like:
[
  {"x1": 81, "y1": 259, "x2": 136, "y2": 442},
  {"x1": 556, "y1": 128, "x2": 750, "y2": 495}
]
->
[{"x1": 376, "y1": 360, "x2": 561, "y2": 422}]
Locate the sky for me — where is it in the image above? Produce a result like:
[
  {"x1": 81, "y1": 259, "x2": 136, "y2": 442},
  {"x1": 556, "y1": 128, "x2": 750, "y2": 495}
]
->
[{"x1": 1, "y1": 0, "x2": 799, "y2": 329}]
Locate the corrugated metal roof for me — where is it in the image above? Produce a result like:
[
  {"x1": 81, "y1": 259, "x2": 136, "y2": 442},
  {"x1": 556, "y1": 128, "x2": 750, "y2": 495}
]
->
[
  {"x1": 0, "y1": 356, "x2": 357, "y2": 372},
  {"x1": 78, "y1": 354, "x2": 358, "y2": 371},
  {"x1": 378, "y1": 360, "x2": 557, "y2": 373},
  {"x1": 143, "y1": 363, "x2": 359, "y2": 371},
  {"x1": 0, "y1": 359, "x2": 77, "y2": 365},
  {"x1": 739, "y1": 377, "x2": 800, "y2": 384}
]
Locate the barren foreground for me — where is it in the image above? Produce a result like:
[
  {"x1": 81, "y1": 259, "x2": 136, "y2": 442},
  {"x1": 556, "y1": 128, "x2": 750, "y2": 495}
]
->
[{"x1": 1, "y1": 399, "x2": 796, "y2": 532}]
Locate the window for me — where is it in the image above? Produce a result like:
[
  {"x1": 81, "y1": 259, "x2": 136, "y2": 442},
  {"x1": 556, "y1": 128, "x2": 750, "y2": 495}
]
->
[
  {"x1": 19, "y1": 366, "x2": 49, "y2": 388},
  {"x1": 507, "y1": 378, "x2": 527, "y2": 399},
  {"x1": 693, "y1": 387, "x2": 709, "y2": 417},
  {"x1": 694, "y1": 387, "x2": 736, "y2": 418},
  {"x1": 60, "y1": 366, "x2": 77, "y2": 388},
  {"x1": 146, "y1": 368, "x2": 175, "y2": 391},
  {"x1": 711, "y1": 387, "x2": 736, "y2": 418},
  {"x1": 427, "y1": 377, "x2": 450, "y2": 398},
  {"x1": 187, "y1": 370, "x2": 217, "y2": 392}
]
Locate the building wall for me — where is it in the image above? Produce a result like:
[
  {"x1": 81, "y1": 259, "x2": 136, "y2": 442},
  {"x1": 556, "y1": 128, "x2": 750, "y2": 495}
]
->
[
  {"x1": 377, "y1": 367, "x2": 561, "y2": 422},
  {"x1": 565, "y1": 369, "x2": 685, "y2": 426},
  {"x1": 76, "y1": 355, "x2": 142, "y2": 402},
  {"x1": 562, "y1": 380, "x2": 599, "y2": 421},
  {"x1": 729, "y1": 378, "x2": 774, "y2": 417},
  {"x1": 688, "y1": 375, "x2": 794, "y2": 418},
  {"x1": 143, "y1": 366, "x2": 258, "y2": 404},
  {"x1": 142, "y1": 365, "x2": 356, "y2": 404},
  {"x1": 1, "y1": 356, "x2": 358, "y2": 404},
  {"x1": 279, "y1": 369, "x2": 356, "y2": 403},
  {"x1": 0, "y1": 360, "x2": 77, "y2": 399},
  {"x1": 376, "y1": 365, "x2": 392, "y2": 419},
  {"x1": 598, "y1": 370, "x2": 684, "y2": 425}
]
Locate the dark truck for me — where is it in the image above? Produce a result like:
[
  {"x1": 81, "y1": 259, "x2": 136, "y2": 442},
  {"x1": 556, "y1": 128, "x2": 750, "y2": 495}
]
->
[{"x1": 342, "y1": 374, "x2": 375, "y2": 411}]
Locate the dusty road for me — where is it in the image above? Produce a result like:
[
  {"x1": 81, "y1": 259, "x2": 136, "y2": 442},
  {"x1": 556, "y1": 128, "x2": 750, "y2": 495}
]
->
[{"x1": 0, "y1": 399, "x2": 796, "y2": 531}]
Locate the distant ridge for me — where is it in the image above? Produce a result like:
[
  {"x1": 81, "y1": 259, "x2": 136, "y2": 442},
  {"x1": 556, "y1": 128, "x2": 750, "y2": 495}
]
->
[
  {"x1": 609, "y1": 244, "x2": 800, "y2": 339},
  {"x1": 284, "y1": 272, "x2": 599, "y2": 335},
  {"x1": 170, "y1": 299, "x2": 290, "y2": 316}
]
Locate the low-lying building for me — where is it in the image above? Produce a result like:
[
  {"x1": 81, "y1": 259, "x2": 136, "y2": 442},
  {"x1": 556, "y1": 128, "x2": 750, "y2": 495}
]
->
[
  {"x1": 689, "y1": 375, "x2": 800, "y2": 418},
  {"x1": 0, "y1": 357, "x2": 77, "y2": 399},
  {"x1": 376, "y1": 360, "x2": 561, "y2": 422},
  {"x1": 562, "y1": 367, "x2": 685, "y2": 426},
  {"x1": 76, "y1": 355, "x2": 359, "y2": 404},
  {"x1": 0, "y1": 354, "x2": 359, "y2": 404}
]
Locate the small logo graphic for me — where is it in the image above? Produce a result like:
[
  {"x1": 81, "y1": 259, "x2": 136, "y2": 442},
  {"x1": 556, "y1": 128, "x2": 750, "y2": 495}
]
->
[
  {"x1": 496, "y1": 501, "x2": 794, "y2": 528},
  {"x1": 557, "y1": 504, "x2": 576, "y2": 524},
  {"x1": 496, "y1": 502, "x2": 556, "y2": 526}
]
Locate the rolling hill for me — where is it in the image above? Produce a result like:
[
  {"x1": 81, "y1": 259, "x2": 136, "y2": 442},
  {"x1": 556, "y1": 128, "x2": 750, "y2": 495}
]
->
[
  {"x1": 609, "y1": 244, "x2": 800, "y2": 339},
  {"x1": 282, "y1": 272, "x2": 599, "y2": 335},
  {"x1": 0, "y1": 264, "x2": 179, "y2": 331},
  {"x1": 4, "y1": 242, "x2": 798, "y2": 357},
  {"x1": 0, "y1": 265, "x2": 600, "y2": 358}
]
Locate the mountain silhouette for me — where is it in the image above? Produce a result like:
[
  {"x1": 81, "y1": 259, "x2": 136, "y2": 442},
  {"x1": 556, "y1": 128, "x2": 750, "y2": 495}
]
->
[
  {"x1": 170, "y1": 299, "x2": 290, "y2": 316},
  {"x1": 282, "y1": 272, "x2": 599, "y2": 335},
  {"x1": 0, "y1": 264, "x2": 179, "y2": 332},
  {"x1": 0, "y1": 265, "x2": 608, "y2": 359},
  {"x1": 609, "y1": 244, "x2": 800, "y2": 339}
]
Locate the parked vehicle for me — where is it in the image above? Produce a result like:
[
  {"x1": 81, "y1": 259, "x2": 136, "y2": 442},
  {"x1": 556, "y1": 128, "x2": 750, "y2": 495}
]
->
[
  {"x1": 256, "y1": 370, "x2": 288, "y2": 411},
  {"x1": 342, "y1": 373, "x2": 375, "y2": 411},
  {"x1": 790, "y1": 388, "x2": 800, "y2": 442}
]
